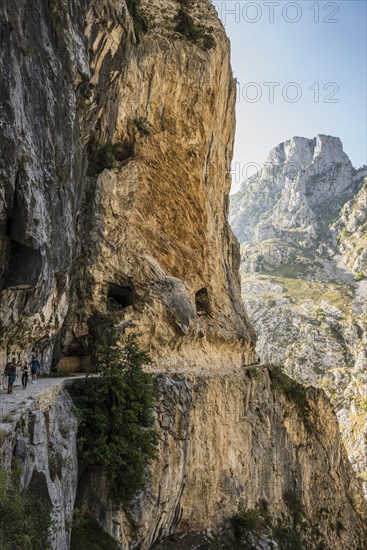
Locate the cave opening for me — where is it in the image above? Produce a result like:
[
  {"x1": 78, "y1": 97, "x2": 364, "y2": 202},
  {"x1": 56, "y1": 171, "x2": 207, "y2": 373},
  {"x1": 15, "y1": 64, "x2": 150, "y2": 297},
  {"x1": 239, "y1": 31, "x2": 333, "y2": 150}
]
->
[
  {"x1": 195, "y1": 287, "x2": 210, "y2": 315},
  {"x1": 2, "y1": 241, "x2": 42, "y2": 290},
  {"x1": 107, "y1": 283, "x2": 136, "y2": 309}
]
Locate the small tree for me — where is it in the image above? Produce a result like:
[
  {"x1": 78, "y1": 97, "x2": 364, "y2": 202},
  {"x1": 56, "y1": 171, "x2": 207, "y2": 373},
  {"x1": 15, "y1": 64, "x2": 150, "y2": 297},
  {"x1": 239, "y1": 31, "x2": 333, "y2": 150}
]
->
[
  {"x1": 0, "y1": 469, "x2": 52, "y2": 550},
  {"x1": 125, "y1": 0, "x2": 150, "y2": 39},
  {"x1": 69, "y1": 332, "x2": 157, "y2": 508}
]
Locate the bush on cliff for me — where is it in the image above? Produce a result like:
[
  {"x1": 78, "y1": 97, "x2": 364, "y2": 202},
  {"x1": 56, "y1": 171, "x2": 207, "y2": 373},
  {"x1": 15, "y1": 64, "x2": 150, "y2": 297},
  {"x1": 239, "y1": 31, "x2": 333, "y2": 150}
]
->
[
  {"x1": 70, "y1": 515, "x2": 119, "y2": 550},
  {"x1": 175, "y1": 2, "x2": 215, "y2": 50},
  {"x1": 126, "y1": 0, "x2": 150, "y2": 38},
  {"x1": 87, "y1": 137, "x2": 134, "y2": 176},
  {"x1": 175, "y1": 8, "x2": 202, "y2": 41},
  {"x1": 69, "y1": 332, "x2": 157, "y2": 508},
  {"x1": 0, "y1": 468, "x2": 52, "y2": 550},
  {"x1": 232, "y1": 507, "x2": 266, "y2": 538},
  {"x1": 268, "y1": 365, "x2": 314, "y2": 432}
]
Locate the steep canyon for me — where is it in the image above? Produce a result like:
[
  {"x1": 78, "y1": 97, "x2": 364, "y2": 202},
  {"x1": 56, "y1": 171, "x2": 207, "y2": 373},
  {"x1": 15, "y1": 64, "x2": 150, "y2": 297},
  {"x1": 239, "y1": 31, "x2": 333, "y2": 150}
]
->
[{"x1": 0, "y1": 2, "x2": 366, "y2": 549}]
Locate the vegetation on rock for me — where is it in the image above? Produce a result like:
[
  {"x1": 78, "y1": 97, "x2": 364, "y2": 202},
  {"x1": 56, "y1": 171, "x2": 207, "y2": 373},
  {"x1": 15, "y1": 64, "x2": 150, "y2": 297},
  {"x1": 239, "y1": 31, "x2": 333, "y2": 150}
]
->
[
  {"x1": 175, "y1": 1, "x2": 215, "y2": 50},
  {"x1": 268, "y1": 365, "x2": 314, "y2": 431},
  {"x1": 229, "y1": 495, "x2": 314, "y2": 550},
  {"x1": 70, "y1": 515, "x2": 119, "y2": 550},
  {"x1": 232, "y1": 507, "x2": 267, "y2": 538},
  {"x1": 0, "y1": 468, "x2": 52, "y2": 550},
  {"x1": 126, "y1": 0, "x2": 150, "y2": 39},
  {"x1": 69, "y1": 332, "x2": 157, "y2": 508},
  {"x1": 87, "y1": 138, "x2": 134, "y2": 176}
]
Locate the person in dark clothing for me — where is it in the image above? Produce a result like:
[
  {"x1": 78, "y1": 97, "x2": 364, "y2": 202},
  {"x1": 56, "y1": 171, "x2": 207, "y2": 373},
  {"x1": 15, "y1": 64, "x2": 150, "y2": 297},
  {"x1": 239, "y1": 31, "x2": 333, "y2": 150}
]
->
[
  {"x1": 30, "y1": 356, "x2": 41, "y2": 383},
  {"x1": 21, "y1": 361, "x2": 30, "y2": 389},
  {"x1": 4, "y1": 357, "x2": 17, "y2": 394}
]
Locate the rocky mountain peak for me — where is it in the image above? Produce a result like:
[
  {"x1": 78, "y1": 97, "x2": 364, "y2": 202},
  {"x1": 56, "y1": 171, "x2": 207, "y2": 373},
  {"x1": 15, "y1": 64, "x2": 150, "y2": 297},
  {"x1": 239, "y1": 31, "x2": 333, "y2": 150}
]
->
[
  {"x1": 267, "y1": 134, "x2": 351, "y2": 168},
  {"x1": 1, "y1": 3, "x2": 367, "y2": 549},
  {"x1": 267, "y1": 134, "x2": 347, "y2": 168},
  {"x1": 230, "y1": 135, "x2": 365, "y2": 249}
]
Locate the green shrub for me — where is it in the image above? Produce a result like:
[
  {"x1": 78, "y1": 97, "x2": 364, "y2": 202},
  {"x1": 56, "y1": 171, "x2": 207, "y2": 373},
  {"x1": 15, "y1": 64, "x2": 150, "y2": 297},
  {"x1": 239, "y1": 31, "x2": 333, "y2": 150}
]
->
[
  {"x1": 68, "y1": 332, "x2": 157, "y2": 508},
  {"x1": 273, "y1": 522, "x2": 303, "y2": 550},
  {"x1": 284, "y1": 491, "x2": 304, "y2": 526},
  {"x1": 258, "y1": 498, "x2": 272, "y2": 526},
  {"x1": 288, "y1": 531, "x2": 303, "y2": 550},
  {"x1": 70, "y1": 515, "x2": 119, "y2": 550},
  {"x1": 175, "y1": 8, "x2": 202, "y2": 41},
  {"x1": 175, "y1": 4, "x2": 215, "y2": 50},
  {"x1": 126, "y1": 0, "x2": 150, "y2": 39},
  {"x1": 354, "y1": 272, "x2": 366, "y2": 282},
  {"x1": 268, "y1": 366, "x2": 314, "y2": 432},
  {"x1": 232, "y1": 508, "x2": 264, "y2": 538},
  {"x1": 87, "y1": 139, "x2": 133, "y2": 175},
  {"x1": 0, "y1": 468, "x2": 52, "y2": 550},
  {"x1": 270, "y1": 492, "x2": 308, "y2": 549}
]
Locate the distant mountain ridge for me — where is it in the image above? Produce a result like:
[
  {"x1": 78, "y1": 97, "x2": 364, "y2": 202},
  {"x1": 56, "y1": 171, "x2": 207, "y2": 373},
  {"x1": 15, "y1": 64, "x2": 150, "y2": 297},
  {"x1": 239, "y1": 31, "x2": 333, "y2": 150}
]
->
[
  {"x1": 230, "y1": 135, "x2": 367, "y2": 494},
  {"x1": 230, "y1": 134, "x2": 367, "y2": 267}
]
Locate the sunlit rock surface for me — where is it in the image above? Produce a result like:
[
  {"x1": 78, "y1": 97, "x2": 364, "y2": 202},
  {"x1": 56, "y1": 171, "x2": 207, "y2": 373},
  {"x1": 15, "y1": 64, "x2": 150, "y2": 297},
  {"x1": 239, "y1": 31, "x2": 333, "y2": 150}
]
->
[
  {"x1": 0, "y1": 0, "x2": 255, "y2": 372},
  {"x1": 78, "y1": 367, "x2": 367, "y2": 549}
]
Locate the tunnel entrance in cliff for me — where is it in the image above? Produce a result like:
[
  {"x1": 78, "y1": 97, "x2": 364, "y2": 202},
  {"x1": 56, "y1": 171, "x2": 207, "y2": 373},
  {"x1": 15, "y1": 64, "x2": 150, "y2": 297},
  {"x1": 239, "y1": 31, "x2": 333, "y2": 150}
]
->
[
  {"x1": 195, "y1": 288, "x2": 210, "y2": 316},
  {"x1": 107, "y1": 283, "x2": 136, "y2": 310},
  {"x1": 2, "y1": 241, "x2": 42, "y2": 290}
]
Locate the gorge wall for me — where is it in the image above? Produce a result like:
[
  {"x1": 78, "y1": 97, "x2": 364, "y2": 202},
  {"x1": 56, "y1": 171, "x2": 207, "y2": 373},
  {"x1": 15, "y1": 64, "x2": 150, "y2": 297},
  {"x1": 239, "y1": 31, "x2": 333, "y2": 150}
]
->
[
  {"x1": 1, "y1": 372, "x2": 365, "y2": 550},
  {"x1": 0, "y1": 2, "x2": 366, "y2": 549},
  {"x1": 0, "y1": 381, "x2": 78, "y2": 549},
  {"x1": 78, "y1": 367, "x2": 366, "y2": 549},
  {"x1": 0, "y1": 0, "x2": 255, "y2": 372}
]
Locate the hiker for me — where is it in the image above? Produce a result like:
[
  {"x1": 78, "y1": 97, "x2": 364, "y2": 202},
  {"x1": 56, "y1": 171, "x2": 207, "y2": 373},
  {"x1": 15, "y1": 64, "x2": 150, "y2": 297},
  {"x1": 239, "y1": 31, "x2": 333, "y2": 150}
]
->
[
  {"x1": 4, "y1": 357, "x2": 17, "y2": 394},
  {"x1": 21, "y1": 361, "x2": 30, "y2": 389},
  {"x1": 30, "y1": 356, "x2": 41, "y2": 383}
]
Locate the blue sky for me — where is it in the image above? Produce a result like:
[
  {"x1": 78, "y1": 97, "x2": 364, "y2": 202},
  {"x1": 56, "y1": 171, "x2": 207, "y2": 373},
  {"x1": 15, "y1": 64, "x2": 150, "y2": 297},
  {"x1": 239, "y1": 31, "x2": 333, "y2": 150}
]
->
[{"x1": 213, "y1": 1, "x2": 367, "y2": 192}]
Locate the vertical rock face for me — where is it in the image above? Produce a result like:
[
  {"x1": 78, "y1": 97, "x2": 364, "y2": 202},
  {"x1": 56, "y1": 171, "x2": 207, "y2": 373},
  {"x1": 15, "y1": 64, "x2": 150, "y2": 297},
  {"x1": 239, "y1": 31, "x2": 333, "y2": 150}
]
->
[
  {"x1": 78, "y1": 368, "x2": 367, "y2": 549},
  {"x1": 230, "y1": 135, "x2": 365, "y2": 249},
  {"x1": 332, "y1": 180, "x2": 367, "y2": 276},
  {"x1": 0, "y1": 0, "x2": 88, "y2": 367},
  {"x1": 0, "y1": 0, "x2": 255, "y2": 370},
  {"x1": 64, "y1": 0, "x2": 256, "y2": 371},
  {"x1": 229, "y1": 136, "x2": 367, "y2": 492},
  {"x1": 0, "y1": 383, "x2": 78, "y2": 550}
]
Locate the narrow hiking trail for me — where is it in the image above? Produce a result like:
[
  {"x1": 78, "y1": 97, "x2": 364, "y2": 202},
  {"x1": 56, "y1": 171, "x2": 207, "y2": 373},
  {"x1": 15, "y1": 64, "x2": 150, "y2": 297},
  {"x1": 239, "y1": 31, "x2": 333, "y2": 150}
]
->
[{"x1": 0, "y1": 376, "x2": 81, "y2": 427}]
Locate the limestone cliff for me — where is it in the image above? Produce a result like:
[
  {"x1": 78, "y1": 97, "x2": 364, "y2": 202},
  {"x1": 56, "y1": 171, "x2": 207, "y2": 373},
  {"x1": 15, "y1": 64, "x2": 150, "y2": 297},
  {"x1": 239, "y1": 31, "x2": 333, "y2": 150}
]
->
[
  {"x1": 229, "y1": 136, "x2": 367, "y2": 492},
  {"x1": 1, "y1": 372, "x2": 366, "y2": 549},
  {"x1": 0, "y1": 381, "x2": 78, "y2": 550},
  {"x1": 77, "y1": 367, "x2": 367, "y2": 549},
  {"x1": 0, "y1": 0, "x2": 255, "y2": 371},
  {"x1": 332, "y1": 179, "x2": 367, "y2": 276}
]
